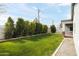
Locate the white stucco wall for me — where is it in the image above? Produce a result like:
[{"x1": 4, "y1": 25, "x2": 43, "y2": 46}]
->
[
  {"x1": 0, "y1": 27, "x2": 4, "y2": 39},
  {"x1": 73, "y1": 4, "x2": 79, "y2": 55},
  {"x1": 65, "y1": 25, "x2": 70, "y2": 32}
]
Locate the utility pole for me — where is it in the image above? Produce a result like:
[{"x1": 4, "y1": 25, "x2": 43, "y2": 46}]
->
[{"x1": 37, "y1": 8, "x2": 40, "y2": 23}]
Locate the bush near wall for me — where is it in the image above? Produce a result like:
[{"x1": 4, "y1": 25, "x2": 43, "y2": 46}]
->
[
  {"x1": 4, "y1": 17, "x2": 48, "y2": 39},
  {"x1": 50, "y1": 25, "x2": 56, "y2": 33}
]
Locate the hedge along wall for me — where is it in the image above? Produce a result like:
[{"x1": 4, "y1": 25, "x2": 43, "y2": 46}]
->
[{"x1": 4, "y1": 17, "x2": 48, "y2": 39}]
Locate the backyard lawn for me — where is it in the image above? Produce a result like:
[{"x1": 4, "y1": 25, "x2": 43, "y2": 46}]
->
[{"x1": 0, "y1": 33, "x2": 63, "y2": 56}]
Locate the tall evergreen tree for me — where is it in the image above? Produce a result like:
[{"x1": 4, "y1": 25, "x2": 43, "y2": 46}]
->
[
  {"x1": 42, "y1": 25, "x2": 48, "y2": 33},
  {"x1": 29, "y1": 22, "x2": 36, "y2": 35},
  {"x1": 4, "y1": 17, "x2": 14, "y2": 39},
  {"x1": 23, "y1": 21, "x2": 30, "y2": 36},
  {"x1": 50, "y1": 25, "x2": 56, "y2": 33},
  {"x1": 16, "y1": 18, "x2": 25, "y2": 37}
]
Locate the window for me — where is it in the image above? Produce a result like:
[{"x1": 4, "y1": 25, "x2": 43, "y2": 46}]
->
[{"x1": 70, "y1": 26, "x2": 73, "y2": 31}]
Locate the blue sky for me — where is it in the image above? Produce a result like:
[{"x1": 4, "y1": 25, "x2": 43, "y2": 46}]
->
[{"x1": 0, "y1": 3, "x2": 71, "y2": 27}]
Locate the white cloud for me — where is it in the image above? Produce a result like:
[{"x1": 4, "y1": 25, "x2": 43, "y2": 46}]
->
[
  {"x1": 0, "y1": 4, "x2": 37, "y2": 25},
  {"x1": 20, "y1": 8, "x2": 37, "y2": 16},
  {"x1": 40, "y1": 13, "x2": 48, "y2": 19},
  {"x1": 66, "y1": 12, "x2": 71, "y2": 19},
  {"x1": 46, "y1": 3, "x2": 71, "y2": 7},
  {"x1": 0, "y1": 13, "x2": 34, "y2": 25},
  {"x1": 32, "y1": 6, "x2": 37, "y2": 10},
  {"x1": 0, "y1": 3, "x2": 71, "y2": 28},
  {"x1": 0, "y1": 4, "x2": 7, "y2": 14},
  {"x1": 16, "y1": 4, "x2": 36, "y2": 15},
  {"x1": 45, "y1": 3, "x2": 71, "y2": 14},
  {"x1": 0, "y1": 13, "x2": 18, "y2": 25},
  {"x1": 58, "y1": 3, "x2": 71, "y2": 6},
  {"x1": 0, "y1": 14, "x2": 9, "y2": 25}
]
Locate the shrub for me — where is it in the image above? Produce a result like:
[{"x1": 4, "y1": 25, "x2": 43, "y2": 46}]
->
[{"x1": 50, "y1": 25, "x2": 56, "y2": 33}]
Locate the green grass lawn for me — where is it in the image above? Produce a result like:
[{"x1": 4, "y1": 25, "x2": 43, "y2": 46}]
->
[{"x1": 0, "y1": 33, "x2": 63, "y2": 56}]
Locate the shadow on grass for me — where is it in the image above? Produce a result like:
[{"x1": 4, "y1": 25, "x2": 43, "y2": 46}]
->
[
  {"x1": 1, "y1": 33, "x2": 52, "y2": 44},
  {"x1": 0, "y1": 33, "x2": 63, "y2": 56}
]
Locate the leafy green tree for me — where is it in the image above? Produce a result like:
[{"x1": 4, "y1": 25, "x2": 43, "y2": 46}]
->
[
  {"x1": 42, "y1": 25, "x2": 48, "y2": 33},
  {"x1": 12, "y1": 28, "x2": 17, "y2": 38},
  {"x1": 4, "y1": 17, "x2": 49, "y2": 39},
  {"x1": 16, "y1": 18, "x2": 25, "y2": 37},
  {"x1": 33, "y1": 18, "x2": 42, "y2": 34},
  {"x1": 23, "y1": 21, "x2": 30, "y2": 36},
  {"x1": 44, "y1": 25, "x2": 48, "y2": 33},
  {"x1": 29, "y1": 22, "x2": 36, "y2": 35},
  {"x1": 39, "y1": 23, "x2": 43, "y2": 33},
  {"x1": 50, "y1": 25, "x2": 56, "y2": 33},
  {"x1": 4, "y1": 17, "x2": 14, "y2": 39},
  {"x1": 34, "y1": 23, "x2": 42, "y2": 34}
]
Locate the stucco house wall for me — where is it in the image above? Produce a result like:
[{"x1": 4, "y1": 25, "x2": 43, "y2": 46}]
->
[
  {"x1": 61, "y1": 20, "x2": 73, "y2": 37},
  {"x1": 61, "y1": 20, "x2": 73, "y2": 32},
  {"x1": 0, "y1": 27, "x2": 4, "y2": 39},
  {"x1": 73, "y1": 3, "x2": 79, "y2": 55}
]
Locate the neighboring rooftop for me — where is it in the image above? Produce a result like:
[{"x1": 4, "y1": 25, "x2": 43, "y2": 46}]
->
[{"x1": 61, "y1": 19, "x2": 72, "y2": 22}]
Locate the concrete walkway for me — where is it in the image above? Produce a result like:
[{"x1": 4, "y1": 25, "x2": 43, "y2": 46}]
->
[{"x1": 54, "y1": 38, "x2": 77, "y2": 56}]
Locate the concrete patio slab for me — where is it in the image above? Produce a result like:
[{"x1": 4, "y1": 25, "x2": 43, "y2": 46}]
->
[{"x1": 54, "y1": 38, "x2": 77, "y2": 56}]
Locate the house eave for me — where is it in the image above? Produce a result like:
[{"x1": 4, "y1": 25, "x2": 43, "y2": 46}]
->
[{"x1": 61, "y1": 19, "x2": 73, "y2": 22}]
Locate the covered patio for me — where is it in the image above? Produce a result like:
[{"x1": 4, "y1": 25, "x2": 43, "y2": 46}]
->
[{"x1": 61, "y1": 20, "x2": 73, "y2": 37}]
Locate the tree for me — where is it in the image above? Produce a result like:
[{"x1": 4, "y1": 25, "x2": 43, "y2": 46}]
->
[
  {"x1": 16, "y1": 18, "x2": 25, "y2": 37},
  {"x1": 44, "y1": 25, "x2": 48, "y2": 33},
  {"x1": 50, "y1": 25, "x2": 56, "y2": 33},
  {"x1": 23, "y1": 21, "x2": 30, "y2": 36},
  {"x1": 29, "y1": 22, "x2": 36, "y2": 35},
  {"x1": 33, "y1": 18, "x2": 41, "y2": 34},
  {"x1": 4, "y1": 17, "x2": 14, "y2": 39},
  {"x1": 4, "y1": 17, "x2": 49, "y2": 39},
  {"x1": 42, "y1": 25, "x2": 48, "y2": 33},
  {"x1": 35, "y1": 23, "x2": 42, "y2": 34},
  {"x1": 12, "y1": 27, "x2": 17, "y2": 38}
]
